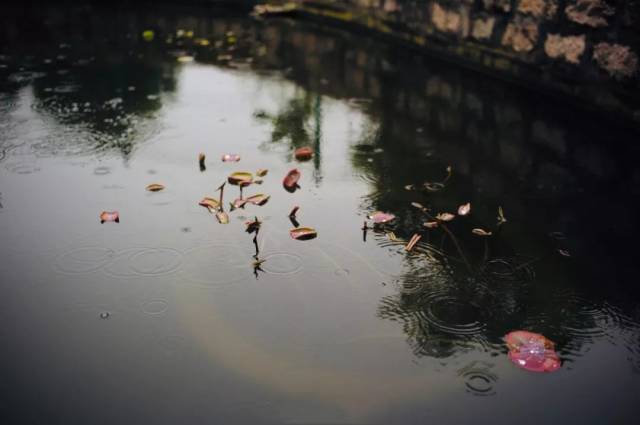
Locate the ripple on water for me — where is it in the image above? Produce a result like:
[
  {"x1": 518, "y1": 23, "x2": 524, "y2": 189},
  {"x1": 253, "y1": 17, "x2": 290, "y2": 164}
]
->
[
  {"x1": 4, "y1": 161, "x2": 41, "y2": 174},
  {"x1": 141, "y1": 298, "x2": 169, "y2": 315},
  {"x1": 102, "y1": 248, "x2": 183, "y2": 278},
  {"x1": 457, "y1": 361, "x2": 498, "y2": 397},
  {"x1": 415, "y1": 287, "x2": 486, "y2": 337},
  {"x1": 93, "y1": 166, "x2": 111, "y2": 176},
  {"x1": 261, "y1": 252, "x2": 302, "y2": 275},
  {"x1": 56, "y1": 246, "x2": 116, "y2": 274}
]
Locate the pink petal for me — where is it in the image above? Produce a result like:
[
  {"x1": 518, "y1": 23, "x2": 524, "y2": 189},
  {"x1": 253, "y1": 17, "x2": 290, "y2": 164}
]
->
[
  {"x1": 100, "y1": 211, "x2": 120, "y2": 223},
  {"x1": 221, "y1": 154, "x2": 241, "y2": 162},
  {"x1": 368, "y1": 211, "x2": 395, "y2": 224}
]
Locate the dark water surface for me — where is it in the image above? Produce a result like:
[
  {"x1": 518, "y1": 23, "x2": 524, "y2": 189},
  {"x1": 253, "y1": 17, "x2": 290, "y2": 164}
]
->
[{"x1": 1, "y1": 4, "x2": 640, "y2": 424}]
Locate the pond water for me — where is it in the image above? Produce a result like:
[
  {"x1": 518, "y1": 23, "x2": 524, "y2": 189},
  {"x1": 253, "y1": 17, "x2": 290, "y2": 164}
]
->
[{"x1": 1, "y1": 4, "x2": 640, "y2": 424}]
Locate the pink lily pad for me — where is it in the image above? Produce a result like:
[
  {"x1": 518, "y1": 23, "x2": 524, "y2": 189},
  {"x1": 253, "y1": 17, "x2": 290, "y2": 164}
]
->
[{"x1": 504, "y1": 330, "x2": 561, "y2": 373}]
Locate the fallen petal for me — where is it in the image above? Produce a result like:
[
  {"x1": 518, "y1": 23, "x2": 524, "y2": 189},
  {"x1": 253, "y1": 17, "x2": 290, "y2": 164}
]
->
[
  {"x1": 294, "y1": 146, "x2": 314, "y2": 161},
  {"x1": 100, "y1": 211, "x2": 120, "y2": 223},
  {"x1": 246, "y1": 194, "x2": 270, "y2": 206},
  {"x1": 504, "y1": 331, "x2": 560, "y2": 373},
  {"x1": 146, "y1": 183, "x2": 165, "y2": 192},
  {"x1": 216, "y1": 211, "x2": 229, "y2": 224},
  {"x1": 290, "y1": 227, "x2": 317, "y2": 241},
  {"x1": 436, "y1": 212, "x2": 455, "y2": 222},
  {"x1": 221, "y1": 154, "x2": 241, "y2": 162},
  {"x1": 472, "y1": 228, "x2": 492, "y2": 236},
  {"x1": 458, "y1": 202, "x2": 471, "y2": 216},
  {"x1": 368, "y1": 211, "x2": 396, "y2": 224},
  {"x1": 228, "y1": 171, "x2": 253, "y2": 186},
  {"x1": 283, "y1": 169, "x2": 301, "y2": 191}
]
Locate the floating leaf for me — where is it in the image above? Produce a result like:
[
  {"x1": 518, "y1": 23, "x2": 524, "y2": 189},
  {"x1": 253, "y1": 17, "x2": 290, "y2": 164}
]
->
[
  {"x1": 100, "y1": 211, "x2": 120, "y2": 223},
  {"x1": 256, "y1": 169, "x2": 268, "y2": 177},
  {"x1": 230, "y1": 198, "x2": 247, "y2": 210},
  {"x1": 436, "y1": 212, "x2": 455, "y2": 222},
  {"x1": 424, "y1": 182, "x2": 445, "y2": 192},
  {"x1": 290, "y1": 227, "x2": 317, "y2": 241},
  {"x1": 504, "y1": 331, "x2": 561, "y2": 373},
  {"x1": 199, "y1": 197, "x2": 220, "y2": 211},
  {"x1": 368, "y1": 211, "x2": 396, "y2": 224},
  {"x1": 558, "y1": 249, "x2": 571, "y2": 257},
  {"x1": 458, "y1": 202, "x2": 471, "y2": 216},
  {"x1": 142, "y1": 30, "x2": 155, "y2": 42},
  {"x1": 497, "y1": 206, "x2": 507, "y2": 224},
  {"x1": 246, "y1": 194, "x2": 270, "y2": 206},
  {"x1": 146, "y1": 183, "x2": 165, "y2": 192},
  {"x1": 289, "y1": 206, "x2": 299, "y2": 217},
  {"x1": 221, "y1": 154, "x2": 241, "y2": 162},
  {"x1": 472, "y1": 228, "x2": 492, "y2": 236},
  {"x1": 424, "y1": 221, "x2": 439, "y2": 229},
  {"x1": 404, "y1": 184, "x2": 415, "y2": 191},
  {"x1": 228, "y1": 171, "x2": 253, "y2": 185},
  {"x1": 411, "y1": 202, "x2": 428, "y2": 211},
  {"x1": 405, "y1": 234, "x2": 422, "y2": 252},
  {"x1": 294, "y1": 146, "x2": 314, "y2": 161},
  {"x1": 283, "y1": 169, "x2": 301, "y2": 191},
  {"x1": 216, "y1": 211, "x2": 229, "y2": 224}
]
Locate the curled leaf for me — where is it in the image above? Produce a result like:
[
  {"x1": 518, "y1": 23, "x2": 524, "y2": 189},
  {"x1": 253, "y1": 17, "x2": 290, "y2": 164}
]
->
[
  {"x1": 405, "y1": 234, "x2": 422, "y2": 252},
  {"x1": 289, "y1": 206, "x2": 299, "y2": 217},
  {"x1": 246, "y1": 194, "x2": 270, "y2": 206},
  {"x1": 411, "y1": 202, "x2": 428, "y2": 211},
  {"x1": 199, "y1": 197, "x2": 220, "y2": 211},
  {"x1": 256, "y1": 169, "x2": 268, "y2": 177},
  {"x1": 221, "y1": 154, "x2": 241, "y2": 162},
  {"x1": 290, "y1": 227, "x2": 317, "y2": 241},
  {"x1": 294, "y1": 146, "x2": 314, "y2": 161},
  {"x1": 424, "y1": 182, "x2": 445, "y2": 192},
  {"x1": 283, "y1": 169, "x2": 301, "y2": 192},
  {"x1": 424, "y1": 221, "x2": 439, "y2": 229},
  {"x1": 198, "y1": 153, "x2": 206, "y2": 171},
  {"x1": 245, "y1": 218, "x2": 262, "y2": 234},
  {"x1": 228, "y1": 171, "x2": 253, "y2": 186},
  {"x1": 458, "y1": 202, "x2": 471, "y2": 216},
  {"x1": 436, "y1": 212, "x2": 455, "y2": 222},
  {"x1": 504, "y1": 331, "x2": 560, "y2": 373},
  {"x1": 558, "y1": 249, "x2": 571, "y2": 257},
  {"x1": 216, "y1": 211, "x2": 229, "y2": 224},
  {"x1": 100, "y1": 211, "x2": 120, "y2": 223},
  {"x1": 146, "y1": 183, "x2": 165, "y2": 192},
  {"x1": 472, "y1": 228, "x2": 492, "y2": 236},
  {"x1": 230, "y1": 198, "x2": 247, "y2": 210},
  {"x1": 497, "y1": 206, "x2": 507, "y2": 224},
  {"x1": 368, "y1": 211, "x2": 396, "y2": 224}
]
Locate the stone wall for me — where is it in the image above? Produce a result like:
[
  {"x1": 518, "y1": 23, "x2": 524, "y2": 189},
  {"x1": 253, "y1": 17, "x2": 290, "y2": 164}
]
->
[{"x1": 256, "y1": 0, "x2": 640, "y2": 123}]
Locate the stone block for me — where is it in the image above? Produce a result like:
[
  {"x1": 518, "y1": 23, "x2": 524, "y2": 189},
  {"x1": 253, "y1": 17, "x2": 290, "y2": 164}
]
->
[
  {"x1": 593, "y1": 42, "x2": 639, "y2": 78},
  {"x1": 501, "y1": 18, "x2": 539, "y2": 52},
  {"x1": 544, "y1": 34, "x2": 586, "y2": 64},
  {"x1": 565, "y1": 0, "x2": 614, "y2": 28}
]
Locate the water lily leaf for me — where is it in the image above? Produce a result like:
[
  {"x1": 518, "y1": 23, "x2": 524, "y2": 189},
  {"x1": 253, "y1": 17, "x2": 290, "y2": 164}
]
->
[
  {"x1": 289, "y1": 206, "x2": 299, "y2": 217},
  {"x1": 290, "y1": 227, "x2": 317, "y2": 241},
  {"x1": 100, "y1": 211, "x2": 120, "y2": 223},
  {"x1": 283, "y1": 169, "x2": 301, "y2": 191},
  {"x1": 458, "y1": 202, "x2": 471, "y2": 216},
  {"x1": 504, "y1": 331, "x2": 560, "y2": 373},
  {"x1": 294, "y1": 146, "x2": 314, "y2": 161},
  {"x1": 146, "y1": 183, "x2": 165, "y2": 192},
  {"x1": 424, "y1": 221, "x2": 439, "y2": 229},
  {"x1": 472, "y1": 228, "x2": 492, "y2": 236},
  {"x1": 199, "y1": 197, "x2": 220, "y2": 210},
  {"x1": 230, "y1": 198, "x2": 247, "y2": 210},
  {"x1": 228, "y1": 171, "x2": 253, "y2": 185},
  {"x1": 436, "y1": 212, "x2": 455, "y2": 222},
  {"x1": 368, "y1": 211, "x2": 395, "y2": 224},
  {"x1": 405, "y1": 234, "x2": 422, "y2": 252},
  {"x1": 424, "y1": 182, "x2": 445, "y2": 192},
  {"x1": 256, "y1": 169, "x2": 268, "y2": 177},
  {"x1": 246, "y1": 194, "x2": 270, "y2": 206},
  {"x1": 221, "y1": 154, "x2": 241, "y2": 162},
  {"x1": 216, "y1": 211, "x2": 229, "y2": 224}
]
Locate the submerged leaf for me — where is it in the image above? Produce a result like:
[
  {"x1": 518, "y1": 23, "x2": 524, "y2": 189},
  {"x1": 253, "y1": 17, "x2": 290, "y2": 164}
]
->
[
  {"x1": 216, "y1": 211, "x2": 229, "y2": 224},
  {"x1": 458, "y1": 202, "x2": 471, "y2": 216},
  {"x1": 228, "y1": 171, "x2": 253, "y2": 186},
  {"x1": 294, "y1": 146, "x2": 314, "y2": 161},
  {"x1": 368, "y1": 211, "x2": 396, "y2": 224},
  {"x1": 290, "y1": 227, "x2": 317, "y2": 241},
  {"x1": 199, "y1": 197, "x2": 220, "y2": 211},
  {"x1": 146, "y1": 183, "x2": 165, "y2": 192},
  {"x1": 504, "y1": 331, "x2": 560, "y2": 373},
  {"x1": 246, "y1": 194, "x2": 270, "y2": 206},
  {"x1": 256, "y1": 169, "x2": 268, "y2": 177},
  {"x1": 436, "y1": 212, "x2": 455, "y2": 222},
  {"x1": 100, "y1": 211, "x2": 120, "y2": 223},
  {"x1": 283, "y1": 169, "x2": 301, "y2": 191},
  {"x1": 221, "y1": 154, "x2": 241, "y2": 162},
  {"x1": 472, "y1": 228, "x2": 492, "y2": 236}
]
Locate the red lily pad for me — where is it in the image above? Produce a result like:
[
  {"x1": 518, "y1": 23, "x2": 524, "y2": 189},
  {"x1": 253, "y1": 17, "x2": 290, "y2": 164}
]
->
[
  {"x1": 283, "y1": 169, "x2": 300, "y2": 192},
  {"x1": 100, "y1": 211, "x2": 120, "y2": 223},
  {"x1": 504, "y1": 330, "x2": 561, "y2": 373},
  {"x1": 246, "y1": 194, "x2": 270, "y2": 206},
  {"x1": 228, "y1": 171, "x2": 253, "y2": 186},
  {"x1": 290, "y1": 227, "x2": 317, "y2": 241},
  {"x1": 368, "y1": 211, "x2": 395, "y2": 224},
  {"x1": 221, "y1": 154, "x2": 241, "y2": 162},
  {"x1": 294, "y1": 146, "x2": 314, "y2": 161}
]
